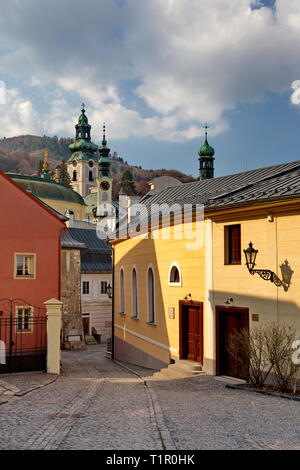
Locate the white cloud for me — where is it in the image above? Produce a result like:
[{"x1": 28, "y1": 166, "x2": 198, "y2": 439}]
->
[
  {"x1": 0, "y1": 0, "x2": 299, "y2": 141},
  {"x1": 0, "y1": 89, "x2": 42, "y2": 137}
]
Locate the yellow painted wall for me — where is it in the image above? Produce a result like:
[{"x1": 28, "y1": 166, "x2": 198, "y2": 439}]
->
[
  {"x1": 41, "y1": 198, "x2": 86, "y2": 221},
  {"x1": 211, "y1": 207, "x2": 300, "y2": 336},
  {"x1": 114, "y1": 220, "x2": 205, "y2": 365},
  {"x1": 114, "y1": 200, "x2": 300, "y2": 373}
]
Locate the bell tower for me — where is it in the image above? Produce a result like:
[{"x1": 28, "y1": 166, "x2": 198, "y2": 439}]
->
[
  {"x1": 198, "y1": 125, "x2": 215, "y2": 180},
  {"x1": 96, "y1": 124, "x2": 113, "y2": 218},
  {"x1": 67, "y1": 104, "x2": 99, "y2": 197}
]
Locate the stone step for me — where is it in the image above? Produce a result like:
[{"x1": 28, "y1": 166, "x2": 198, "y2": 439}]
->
[
  {"x1": 152, "y1": 361, "x2": 205, "y2": 380},
  {"x1": 85, "y1": 335, "x2": 98, "y2": 345},
  {"x1": 171, "y1": 359, "x2": 203, "y2": 372}
]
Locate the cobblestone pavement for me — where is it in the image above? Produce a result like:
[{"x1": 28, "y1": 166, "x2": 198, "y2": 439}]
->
[
  {"x1": 139, "y1": 371, "x2": 300, "y2": 450},
  {"x1": 0, "y1": 346, "x2": 299, "y2": 450},
  {"x1": 0, "y1": 346, "x2": 163, "y2": 450}
]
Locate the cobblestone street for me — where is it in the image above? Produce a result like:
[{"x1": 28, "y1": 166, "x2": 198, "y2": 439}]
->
[{"x1": 0, "y1": 345, "x2": 299, "y2": 450}]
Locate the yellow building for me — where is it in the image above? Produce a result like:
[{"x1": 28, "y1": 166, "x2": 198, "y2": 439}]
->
[
  {"x1": 8, "y1": 173, "x2": 86, "y2": 221},
  {"x1": 112, "y1": 158, "x2": 300, "y2": 377},
  {"x1": 205, "y1": 180, "x2": 300, "y2": 378},
  {"x1": 114, "y1": 219, "x2": 205, "y2": 370}
]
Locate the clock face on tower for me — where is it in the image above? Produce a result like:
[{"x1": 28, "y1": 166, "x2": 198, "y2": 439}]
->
[{"x1": 100, "y1": 181, "x2": 110, "y2": 191}]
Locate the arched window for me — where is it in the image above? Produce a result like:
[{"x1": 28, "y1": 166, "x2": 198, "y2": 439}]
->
[
  {"x1": 120, "y1": 268, "x2": 125, "y2": 315},
  {"x1": 131, "y1": 267, "x2": 138, "y2": 319},
  {"x1": 147, "y1": 267, "x2": 155, "y2": 324},
  {"x1": 73, "y1": 170, "x2": 77, "y2": 182},
  {"x1": 169, "y1": 263, "x2": 182, "y2": 286},
  {"x1": 89, "y1": 170, "x2": 93, "y2": 181}
]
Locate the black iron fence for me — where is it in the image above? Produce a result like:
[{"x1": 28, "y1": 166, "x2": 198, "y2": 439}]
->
[{"x1": 0, "y1": 298, "x2": 47, "y2": 374}]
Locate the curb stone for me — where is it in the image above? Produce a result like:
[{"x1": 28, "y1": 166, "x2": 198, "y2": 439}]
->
[
  {"x1": 226, "y1": 384, "x2": 300, "y2": 402},
  {"x1": 15, "y1": 374, "x2": 59, "y2": 397},
  {"x1": 0, "y1": 374, "x2": 58, "y2": 406},
  {"x1": 0, "y1": 380, "x2": 20, "y2": 393}
]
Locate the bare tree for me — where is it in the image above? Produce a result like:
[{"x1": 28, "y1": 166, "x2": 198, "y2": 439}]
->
[
  {"x1": 228, "y1": 326, "x2": 272, "y2": 388},
  {"x1": 264, "y1": 323, "x2": 297, "y2": 393}
]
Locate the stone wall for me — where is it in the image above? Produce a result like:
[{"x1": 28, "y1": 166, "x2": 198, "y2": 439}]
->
[{"x1": 61, "y1": 249, "x2": 85, "y2": 350}]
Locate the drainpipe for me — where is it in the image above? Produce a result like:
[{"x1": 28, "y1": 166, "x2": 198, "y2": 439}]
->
[{"x1": 111, "y1": 243, "x2": 115, "y2": 360}]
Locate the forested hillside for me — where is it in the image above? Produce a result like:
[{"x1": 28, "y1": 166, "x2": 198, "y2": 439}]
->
[{"x1": 0, "y1": 134, "x2": 195, "y2": 195}]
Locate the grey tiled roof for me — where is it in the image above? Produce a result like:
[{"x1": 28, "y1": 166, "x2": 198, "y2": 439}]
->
[
  {"x1": 66, "y1": 228, "x2": 110, "y2": 252},
  {"x1": 81, "y1": 253, "x2": 112, "y2": 273},
  {"x1": 61, "y1": 231, "x2": 86, "y2": 249},
  {"x1": 206, "y1": 168, "x2": 300, "y2": 210},
  {"x1": 61, "y1": 227, "x2": 112, "y2": 273},
  {"x1": 119, "y1": 160, "x2": 300, "y2": 232},
  {"x1": 140, "y1": 160, "x2": 300, "y2": 209}
]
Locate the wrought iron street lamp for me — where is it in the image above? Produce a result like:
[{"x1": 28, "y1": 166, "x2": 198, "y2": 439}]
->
[
  {"x1": 243, "y1": 242, "x2": 293, "y2": 291},
  {"x1": 244, "y1": 242, "x2": 258, "y2": 272}
]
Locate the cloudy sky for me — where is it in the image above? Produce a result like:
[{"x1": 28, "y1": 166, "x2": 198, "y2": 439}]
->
[{"x1": 0, "y1": 0, "x2": 300, "y2": 177}]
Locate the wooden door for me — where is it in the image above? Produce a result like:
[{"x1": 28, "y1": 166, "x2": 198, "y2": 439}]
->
[
  {"x1": 82, "y1": 317, "x2": 90, "y2": 336},
  {"x1": 216, "y1": 307, "x2": 249, "y2": 380},
  {"x1": 180, "y1": 302, "x2": 203, "y2": 363}
]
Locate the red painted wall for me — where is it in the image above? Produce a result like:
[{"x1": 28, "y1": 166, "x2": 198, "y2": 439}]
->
[{"x1": 0, "y1": 173, "x2": 65, "y2": 311}]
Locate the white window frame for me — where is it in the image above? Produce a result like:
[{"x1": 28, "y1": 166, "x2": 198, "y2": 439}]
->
[
  {"x1": 14, "y1": 253, "x2": 36, "y2": 280},
  {"x1": 16, "y1": 306, "x2": 34, "y2": 333},
  {"x1": 101, "y1": 281, "x2": 108, "y2": 295},
  {"x1": 168, "y1": 262, "x2": 182, "y2": 287},
  {"x1": 82, "y1": 281, "x2": 90, "y2": 295},
  {"x1": 131, "y1": 266, "x2": 139, "y2": 320},
  {"x1": 147, "y1": 264, "x2": 156, "y2": 325}
]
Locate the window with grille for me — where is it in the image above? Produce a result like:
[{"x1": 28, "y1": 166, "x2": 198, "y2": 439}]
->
[
  {"x1": 101, "y1": 281, "x2": 108, "y2": 294},
  {"x1": 82, "y1": 281, "x2": 90, "y2": 295},
  {"x1": 224, "y1": 225, "x2": 241, "y2": 265},
  {"x1": 16, "y1": 307, "x2": 32, "y2": 332}
]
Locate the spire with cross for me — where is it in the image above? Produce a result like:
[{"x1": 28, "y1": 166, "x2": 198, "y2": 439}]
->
[
  {"x1": 198, "y1": 123, "x2": 215, "y2": 180},
  {"x1": 102, "y1": 122, "x2": 107, "y2": 147}
]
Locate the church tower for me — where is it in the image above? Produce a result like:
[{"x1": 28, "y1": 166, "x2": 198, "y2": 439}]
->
[
  {"x1": 67, "y1": 105, "x2": 99, "y2": 197},
  {"x1": 96, "y1": 124, "x2": 113, "y2": 217},
  {"x1": 198, "y1": 127, "x2": 215, "y2": 180},
  {"x1": 40, "y1": 151, "x2": 51, "y2": 180}
]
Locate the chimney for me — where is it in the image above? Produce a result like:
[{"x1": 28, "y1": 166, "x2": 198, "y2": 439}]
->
[{"x1": 65, "y1": 210, "x2": 75, "y2": 228}]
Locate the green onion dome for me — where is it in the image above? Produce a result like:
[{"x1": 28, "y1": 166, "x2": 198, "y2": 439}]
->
[{"x1": 198, "y1": 135, "x2": 215, "y2": 157}]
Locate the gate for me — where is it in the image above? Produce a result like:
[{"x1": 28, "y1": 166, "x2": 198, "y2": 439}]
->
[{"x1": 0, "y1": 298, "x2": 47, "y2": 374}]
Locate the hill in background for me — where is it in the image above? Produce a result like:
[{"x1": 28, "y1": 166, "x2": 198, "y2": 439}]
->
[{"x1": 0, "y1": 134, "x2": 196, "y2": 196}]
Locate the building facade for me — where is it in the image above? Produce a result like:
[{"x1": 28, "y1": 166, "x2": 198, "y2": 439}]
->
[
  {"x1": 0, "y1": 171, "x2": 65, "y2": 372},
  {"x1": 112, "y1": 157, "x2": 300, "y2": 378},
  {"x1": 62, "y1": 227, "x2": 112, "y2": 344}
]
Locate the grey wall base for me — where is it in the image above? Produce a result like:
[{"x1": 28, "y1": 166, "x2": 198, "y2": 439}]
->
[{"x1": 114, "y1": 336, "x2": 169, "y2": 371}]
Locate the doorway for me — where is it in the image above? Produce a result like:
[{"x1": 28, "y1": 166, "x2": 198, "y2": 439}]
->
[
  {"x1": 179, "y1": 301, "x2": 203, "y2": 363},
  {"x1": 216, "y1": 306, "x2": 249, "y2": 380},
  {"x1": 82, "y1": 316, "x2": 90, "y2": 336}
]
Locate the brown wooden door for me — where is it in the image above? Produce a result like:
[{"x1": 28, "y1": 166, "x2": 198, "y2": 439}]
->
[
  {"x1": 82, "y1": 317, "x2": 90, "y2": 336},
  {"x1": 180, "y1": 302, "x2": 203, "y2": 363},
  {"x1": 216, "y1": 307, "x2": 249, "y2": 380}
]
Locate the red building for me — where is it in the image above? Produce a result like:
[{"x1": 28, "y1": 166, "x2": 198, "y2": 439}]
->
[{"x1": 0, "y1": 172, "x2": 66, "y2": 373}]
